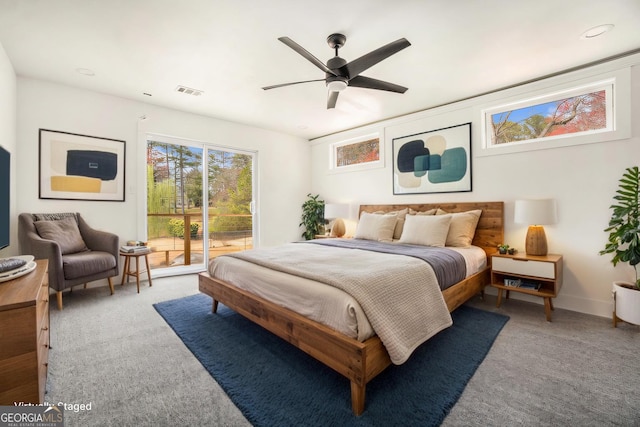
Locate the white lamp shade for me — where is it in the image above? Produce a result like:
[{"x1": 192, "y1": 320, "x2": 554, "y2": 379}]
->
[
  {"x1": 324, "y1": 203, "x2": 350, "y2": 219},
  {"x1": 514, "y1": 199, "x2": 557, "y2": 225}
]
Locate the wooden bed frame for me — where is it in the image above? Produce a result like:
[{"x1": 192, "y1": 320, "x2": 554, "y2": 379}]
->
[{"x1": 198, "y1": 201, "x2": 503, "y2": 415}]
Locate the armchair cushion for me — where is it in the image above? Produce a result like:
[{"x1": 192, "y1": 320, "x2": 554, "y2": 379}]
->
[
  {"x1": 34, "y1": 216, "x2": 88, "y2": 255},
  {"x1": 63, "y1": 251, "x2": 117, "y2": 280}
]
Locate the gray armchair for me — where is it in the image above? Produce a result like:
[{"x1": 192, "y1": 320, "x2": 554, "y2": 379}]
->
[{"x1": 18, "y1": 212, "x2": 119, "y2": 310}]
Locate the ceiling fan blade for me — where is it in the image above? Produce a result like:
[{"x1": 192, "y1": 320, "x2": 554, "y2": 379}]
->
[
  {"x1": 278, "y1": 37, "x2": 338, "y2": 76},
  {"x1": 343, "y1": 38, "x2": 411, "y2": 78},
  {"x1": 348, "y1": 75, "x2": 408, "y2": 93},
  {"x1": 262, "y1": 78, "x2": 326, "y2": 90},
  {"x1": 327, "y1": 91, "x2": 339, "y2": 109}
]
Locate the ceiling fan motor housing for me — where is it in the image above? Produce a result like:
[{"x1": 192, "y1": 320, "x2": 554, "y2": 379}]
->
[{"x1": 326, "y1": 56, "x2": 348, "y2": 84}]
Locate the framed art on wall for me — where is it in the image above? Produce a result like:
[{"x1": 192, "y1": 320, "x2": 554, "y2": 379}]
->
[
  {"x1": 39, "y1": 129, "x2": 126, "y2": 201},
  {"x1": 329, "y1": 133, "x2": 383, "y2": 173},
  {"x1": 392, "y1": 123, "x2": 471, "y2": 195}
]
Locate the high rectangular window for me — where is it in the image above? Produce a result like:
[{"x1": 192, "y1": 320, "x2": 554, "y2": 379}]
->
[{"x1": 329, "y1": 133, "x2": 383, "y2": 172}]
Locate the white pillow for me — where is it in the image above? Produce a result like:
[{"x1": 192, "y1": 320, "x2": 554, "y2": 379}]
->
[
  {"x1": 437, "y1": 209, "x2": 482, "y2": 247},
  {"x1": 398, "y1": 214, "x2": 452, "y2": 247},
  {"x1": 354, "y1": 212, "x2": 397, "y2": 242},
  {"x1": 374, "y1": 208, "x2": 408, "y2": 240},
  {"x1": 409, "y1": 208, "x2": 437, "y2": 216}
]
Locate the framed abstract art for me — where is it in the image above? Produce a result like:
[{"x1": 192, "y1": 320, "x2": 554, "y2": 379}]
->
[
  {"x1": 392, "y1": 123, "x2": 471, "y2": 195},
  {"x1": 39, "y1": 129, "x2": 126, "y2": 201}
]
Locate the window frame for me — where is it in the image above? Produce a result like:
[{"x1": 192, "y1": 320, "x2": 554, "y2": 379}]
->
[
  {"x1": 477, "y1": 68, "x2": 631, "y2": 156},
  {"x1": 328, "y1": 133, "x2": 383, "y2": 173}
]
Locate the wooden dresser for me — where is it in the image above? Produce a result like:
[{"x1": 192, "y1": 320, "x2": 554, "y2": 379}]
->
[{"x1": 0, "y1": 260, "x2": 49, "y2": 404}]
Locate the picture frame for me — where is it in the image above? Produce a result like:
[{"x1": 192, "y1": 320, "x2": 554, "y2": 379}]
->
[
  {"x1": 329, "y1": 133, "x2": 383, "y2": 173},
  {"x1": 39, "y1": 129, "x2": 126, "y2": 201},
  {"x1": 392, "y1": 123, "x2": 471, "y2": 195}
]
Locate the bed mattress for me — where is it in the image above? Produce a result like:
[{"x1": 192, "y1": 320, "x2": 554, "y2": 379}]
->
[{"x1": 208, "y1": 243, "x2": 486, "y2": 342}]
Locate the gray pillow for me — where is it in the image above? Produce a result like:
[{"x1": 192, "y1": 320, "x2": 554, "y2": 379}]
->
[
  {"x1": 33, "y1": 212, "x2": 76, "y2": 221},
  {"x1": 35, "y1": 216, "x2": 89, "y2": 255}
]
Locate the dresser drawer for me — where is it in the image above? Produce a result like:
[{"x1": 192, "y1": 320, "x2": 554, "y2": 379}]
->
[
  {"x1": 36, "y1": 290, "x2": 49, "y2": 335},
  {"x1": 492, "y1": 256, "x2": 555, "y2": 279},
  {"x1": 0, "y1": 260, "x2": 49, "y2": 405}
]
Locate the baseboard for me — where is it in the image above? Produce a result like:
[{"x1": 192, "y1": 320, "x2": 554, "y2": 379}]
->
[{"x1": 483, "y1": 287, "x2": 612, "y2": 319}]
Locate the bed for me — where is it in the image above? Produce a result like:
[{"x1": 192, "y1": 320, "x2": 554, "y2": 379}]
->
[{"x1": 198, "y1": 201, "x2": 504, "y2": 415}]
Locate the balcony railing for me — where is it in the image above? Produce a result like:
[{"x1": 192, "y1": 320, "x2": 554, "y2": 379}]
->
[{"x1": 146, "y1": 213, "x2": 252, "y2": 268}]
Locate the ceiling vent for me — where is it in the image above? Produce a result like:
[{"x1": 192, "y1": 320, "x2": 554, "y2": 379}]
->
[{"x1": 175, "y1": 85, "x2": 203, "y2": 96}]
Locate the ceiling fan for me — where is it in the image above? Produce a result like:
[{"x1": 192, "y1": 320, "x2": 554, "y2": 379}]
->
[{"x1": 262, "y1": 33, "x2": 411, "y2": 109}]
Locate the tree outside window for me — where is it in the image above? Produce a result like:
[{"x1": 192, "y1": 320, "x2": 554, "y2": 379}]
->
[{"x1": 489, "y1": 89, "x2": 608, "y2": 146}]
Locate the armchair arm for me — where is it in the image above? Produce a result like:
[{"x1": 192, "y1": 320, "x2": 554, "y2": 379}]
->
[
  {"x1": 77, "y1": 214, "x2": 120, "y2": 259},
  {"x1": 17, "y1": 214, "x2": 65, "y2": 291}
]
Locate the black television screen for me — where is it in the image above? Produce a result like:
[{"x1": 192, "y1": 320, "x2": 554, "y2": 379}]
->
[{"x1": 0, "y1": 145, "x2": 9, "y2": 250}]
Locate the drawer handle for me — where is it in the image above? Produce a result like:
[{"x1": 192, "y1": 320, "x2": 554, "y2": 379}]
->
[{"x1": 512, "y1": 258, "x2": 529, "y2": 262}]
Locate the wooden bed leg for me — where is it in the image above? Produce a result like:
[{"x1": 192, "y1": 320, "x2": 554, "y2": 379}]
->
[
  {"x1": 212, "y1": 299, "x2": 219, "y2": 313},
  {"x1": 350, "y1": 381, "x2": 365, "y2": 416}
]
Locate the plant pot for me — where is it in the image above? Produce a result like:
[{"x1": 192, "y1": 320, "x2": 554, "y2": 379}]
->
[
  {"x1": 498, "y1": 249, "x2": 507, "y2": 254},
  {"x1": 612, "y1": 281, "x2": 640, "y2": 327}
]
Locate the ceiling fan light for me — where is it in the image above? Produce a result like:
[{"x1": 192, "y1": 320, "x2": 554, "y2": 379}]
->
[{"x1": 327, "y1": 80, "x2": 348, "y2": 92}]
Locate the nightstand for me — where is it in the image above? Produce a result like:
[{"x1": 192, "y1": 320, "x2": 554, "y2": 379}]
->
[{"x1": 490, "y1": 253, "x2": 563, "y2": 321}]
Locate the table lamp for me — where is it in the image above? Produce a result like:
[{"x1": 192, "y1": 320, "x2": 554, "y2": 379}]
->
[
  {"x1": 324, "y1": 203, "x2": 350, "y2": 237},
  {"x1": 514, "y1": 199, "x2": 557, "y2": 256}
]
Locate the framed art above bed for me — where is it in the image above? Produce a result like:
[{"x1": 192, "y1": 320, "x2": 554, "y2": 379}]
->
[{"x1": 392, "y1": 123, "x2": 472, "y2": 195}]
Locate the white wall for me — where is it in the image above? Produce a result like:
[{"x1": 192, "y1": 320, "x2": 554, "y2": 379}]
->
[
  {"x1": 15, "y1": 78, "x2": 310, "y2": 263},
  {"x1": 0, "y1": 43, "x2": 16, "y2": 258},
  {"x1": 311, "y1": 55, "x2": 640, "y2": 319}
]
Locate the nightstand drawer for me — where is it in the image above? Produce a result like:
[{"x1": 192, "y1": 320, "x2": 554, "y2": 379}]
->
[{"x1": 492, "y1": 257, "x2": 555, "y2": 279}]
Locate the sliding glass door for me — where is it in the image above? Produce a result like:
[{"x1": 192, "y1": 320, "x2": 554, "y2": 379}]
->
[{"x1": 146, "y1": 137, "x2": 254, "y2": 273}]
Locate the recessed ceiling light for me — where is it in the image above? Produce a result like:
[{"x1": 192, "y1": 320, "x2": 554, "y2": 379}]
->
[
  {"x1": 75, "y1": 68, "x2": 95, "y2": 76},
  {"x1": 580, "y1": 24, "x2": 614, "y2": 39}
]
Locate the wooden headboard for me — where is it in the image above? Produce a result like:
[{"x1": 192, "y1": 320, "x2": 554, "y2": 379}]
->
[{"x1": 359, "y1": 201, "x2": 504, "y2": 257}]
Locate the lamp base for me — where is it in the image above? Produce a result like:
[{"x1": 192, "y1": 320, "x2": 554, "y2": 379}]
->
[
  {"x1": 525, "y1": 225, "x2": 548, "y2": 256},
  {"x1": 330, "y1": 218, "x2": 346, "y2": 238}
]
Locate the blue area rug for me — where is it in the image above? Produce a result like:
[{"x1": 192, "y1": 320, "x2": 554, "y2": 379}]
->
[{"x1": 154, "y1": 293, "x2": 509, "y2": 426}]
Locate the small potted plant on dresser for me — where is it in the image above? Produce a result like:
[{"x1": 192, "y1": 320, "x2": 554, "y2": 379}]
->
[{"x1": 600, "y1": 166, "x2": 640, "y2": 327}]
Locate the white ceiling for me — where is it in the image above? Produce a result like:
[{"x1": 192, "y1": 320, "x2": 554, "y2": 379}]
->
[{"x1": 1, "y1": 0, "x2": 639, "y2": 140}]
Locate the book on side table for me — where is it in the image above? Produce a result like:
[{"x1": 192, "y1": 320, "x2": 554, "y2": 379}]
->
[{"x1": 120, "y1": 245, "x2": 150, "y2": 254}]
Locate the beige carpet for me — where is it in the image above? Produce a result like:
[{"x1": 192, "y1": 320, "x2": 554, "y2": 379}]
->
[{"x1": 46, "y1": 275, "x2": 639, "y2": 426}]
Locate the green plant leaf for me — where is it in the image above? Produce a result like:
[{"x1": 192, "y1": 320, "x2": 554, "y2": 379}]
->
[{"x1": 601, "y1": 166, "x2": 640, "y2": 284}]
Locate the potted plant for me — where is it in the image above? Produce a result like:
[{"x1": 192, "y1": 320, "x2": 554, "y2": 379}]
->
[
  {"x1": 497, "y1": 244, "x2": 509, "y2": 254},
  {"x1": 599, "y1": 166, "x2": 640, "y2": 326},
  {"x1": 300, "y1": 193, "x2": 325, "y2": 240}
]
